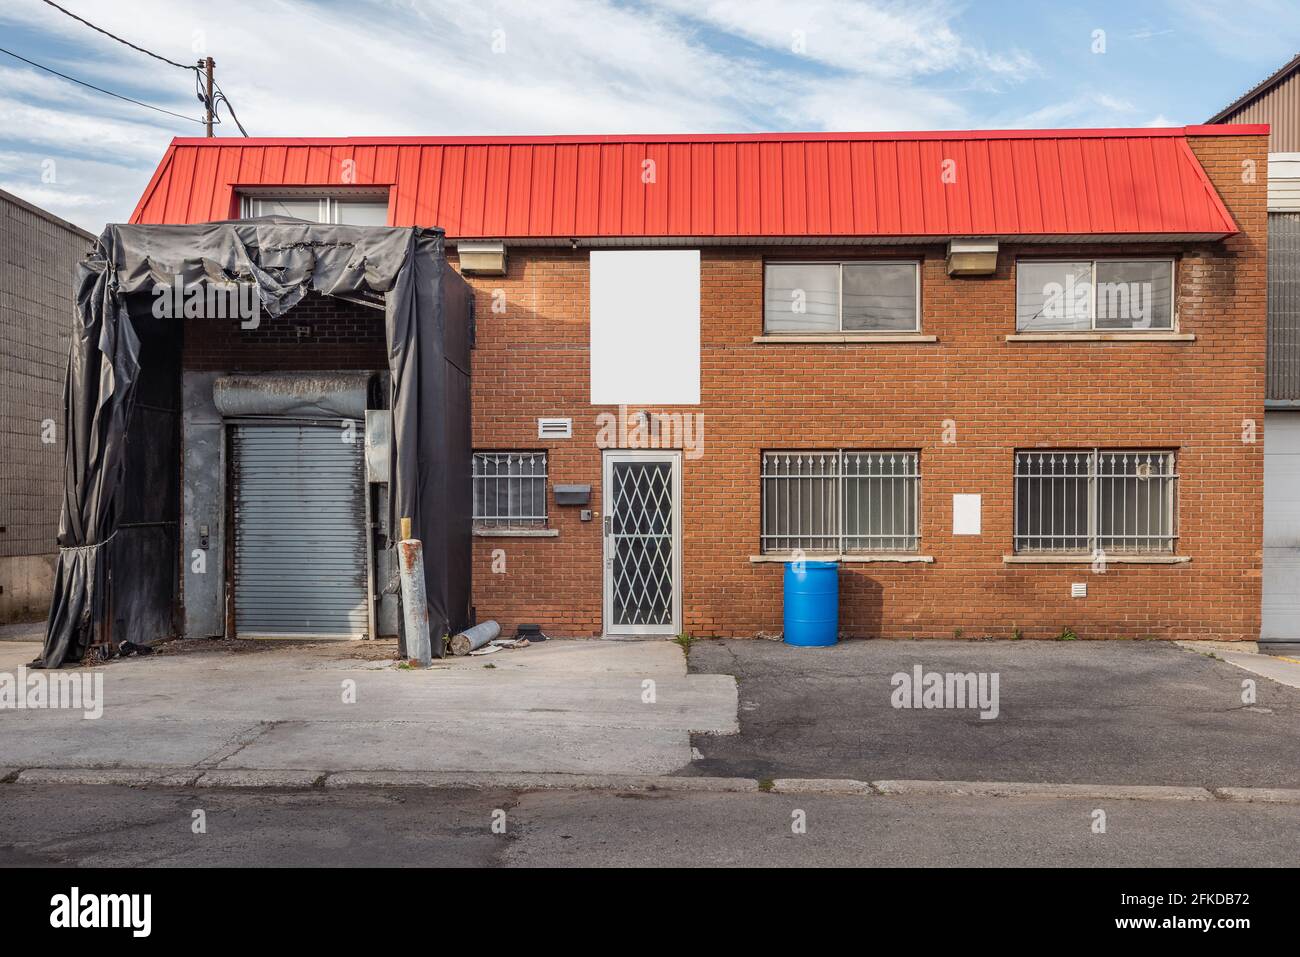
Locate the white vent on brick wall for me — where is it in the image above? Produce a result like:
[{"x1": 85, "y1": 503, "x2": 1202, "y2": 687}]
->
[{"x1": 537, "y1": 417, "x2": 573, "y2": 439}]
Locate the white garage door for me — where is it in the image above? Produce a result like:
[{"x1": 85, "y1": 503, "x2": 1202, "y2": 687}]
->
[
  {"x1": 1263, "y1": 410, "x2": 1300, "y2": 643},
  {"x1": 233, "y1": 423, "x2": 369, "y2": 638}
]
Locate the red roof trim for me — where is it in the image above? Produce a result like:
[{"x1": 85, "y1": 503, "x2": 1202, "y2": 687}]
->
[{"x1": 163, "y1": 125, "x2": 1267, "y2": 149}]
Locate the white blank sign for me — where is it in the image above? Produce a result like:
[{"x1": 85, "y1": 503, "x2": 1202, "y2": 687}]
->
[
  {"x1": 589, "y1": 250, "x2": 700, "y2": 405},
  {"x1": 953, "y1": 494, "x2": 982, "y2": 535}
]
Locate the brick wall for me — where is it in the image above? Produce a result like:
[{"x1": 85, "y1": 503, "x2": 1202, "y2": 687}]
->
[
  {"x1": 462, "y1": 133, "x2": 1266, "y2": 641},
  {"x1": 181, "y1": 291, "x2": 386, "y2": 371}
]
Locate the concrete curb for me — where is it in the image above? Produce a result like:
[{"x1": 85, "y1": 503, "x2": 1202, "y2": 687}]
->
[
  {"x1": 1213, "y1": 787, "x2": 1300, "y2": 804},
  {"x1": 15, "y1": 768, "x2": 200, "y2": 788},
  {"x1": 771, "y1": 778, "x2": 875, "y2": 795},
  {"x1": 323, "y1": 770, "x2": 759, "y2": 793},
  {"x1": 193, "y1": 769, "x2": 326, "y2": 789},
  {"x1": 0, "y1": 768, "x2": 1272, "y2": 803},
  {"x1": 871, "y1": 780, "x2": 1214, "y2": 801}
]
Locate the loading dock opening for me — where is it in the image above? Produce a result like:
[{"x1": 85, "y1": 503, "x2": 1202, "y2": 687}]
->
[{"x1": 36, "y1": 218, "x2": 473, "y2": 667}]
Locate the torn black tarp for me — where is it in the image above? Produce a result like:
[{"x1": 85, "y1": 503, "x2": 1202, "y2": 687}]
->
[{"x1": 36, "y1": 218, "x2": 473, "y2": 667}]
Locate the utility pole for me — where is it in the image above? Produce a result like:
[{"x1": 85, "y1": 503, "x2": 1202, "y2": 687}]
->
[{"x1": 202, "y1": 57, "x2": 214, "y2": 136}]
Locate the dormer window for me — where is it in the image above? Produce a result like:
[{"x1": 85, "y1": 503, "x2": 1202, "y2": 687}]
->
[{"x1": 240, "y1": 192, "x2": 389, "y2": 226}]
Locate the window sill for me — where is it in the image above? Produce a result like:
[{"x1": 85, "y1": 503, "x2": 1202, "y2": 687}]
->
[
  {"x1": 752, "y1": 334, "x2": 938, "y2": 344},
  {"x1": 1005, "y1": 332, "x2": 1195, "y2": 342},
  {"x1": 1002, "y1": 554, "x2": 1189, "y2": 565},
  {"x1": 750, "y1": 553, "x2": 934, "y2": 564},
  {"x1": 473, "y1": 528, "x2": 559, "y2": 538}
]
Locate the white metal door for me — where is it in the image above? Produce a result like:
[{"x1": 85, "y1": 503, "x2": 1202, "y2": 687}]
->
[
  {"x1": 602, "y1": 451, "x2": 681, "y2": 637},
  {"x1": 1263, "y1": 411, "x2": 1300, "y2": 642},
  {"x1": 233, "y1": 422, "x2": 369, "y2": 638}
]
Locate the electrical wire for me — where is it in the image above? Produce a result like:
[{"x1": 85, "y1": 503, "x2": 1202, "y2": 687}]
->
[
  {"x1": 35, "y1": 1, "x2": 252, "y2": 136},
  {"x1": 39, "y1": 0, "x2": 198, "y2": 71},
  {"x1": 0, "y1": 45, "x2": 206, "y2": 124},
  {"x1": 212, "y1": 80, "x2": 248, "y2": 136}
]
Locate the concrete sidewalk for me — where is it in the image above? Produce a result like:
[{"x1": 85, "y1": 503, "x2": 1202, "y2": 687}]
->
[
  {"x1": 684, "y1": 638, "x2": 1300, "y2": 789},
  {"x1": 0, "y1": 638, "x2": 737, "y2": 776}
]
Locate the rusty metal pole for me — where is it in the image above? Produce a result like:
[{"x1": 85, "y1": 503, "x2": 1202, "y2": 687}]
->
[{"x1": 397, "y1": 517, "x2": 432, "y2": 666}]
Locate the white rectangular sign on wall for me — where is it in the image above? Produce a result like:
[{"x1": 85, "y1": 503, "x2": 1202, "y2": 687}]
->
[
  {"x1": 589, "y1": 250, "x2": 700, "y2": 405},
  {"x1": 953, "y1": 494, "x2": 982, "y2": 535}
]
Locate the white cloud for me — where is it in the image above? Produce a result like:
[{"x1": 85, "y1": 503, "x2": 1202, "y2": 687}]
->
[
  {"x1": 0, "y1": 0, "x2": 1038, "y2": 229},
  {"x1": 1171, "y1": 0, "x2": 1300, "y2": 62},
  {"x1": 654, "y1": 0, "x2": 1035, "y2": 82}
]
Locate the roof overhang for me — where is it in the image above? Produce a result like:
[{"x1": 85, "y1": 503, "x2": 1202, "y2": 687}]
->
[{"x1": 448, "y1": 233, "x2": 1232, "y2": 248}]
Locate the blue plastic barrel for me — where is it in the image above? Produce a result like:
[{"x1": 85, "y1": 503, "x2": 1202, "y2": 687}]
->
[{"x1": 783, "y1": 560, "x2": 839, "y2": 647}]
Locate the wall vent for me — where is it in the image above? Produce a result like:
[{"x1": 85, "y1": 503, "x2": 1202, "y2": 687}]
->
[{"x1": 537, "y1": 417, "x2": 573, "y2": 439}]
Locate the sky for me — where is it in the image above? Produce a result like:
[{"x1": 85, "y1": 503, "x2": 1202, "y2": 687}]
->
[{"x1": 0, "y1": 0, "x2": 1297, "y2": 232}]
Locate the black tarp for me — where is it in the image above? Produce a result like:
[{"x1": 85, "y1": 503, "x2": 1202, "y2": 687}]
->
[{"x1": 36, "y1": 218, "x2": 472, "y2": 667}]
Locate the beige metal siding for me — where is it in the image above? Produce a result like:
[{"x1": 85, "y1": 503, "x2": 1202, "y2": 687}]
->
[{"x1": 1218, "y1": 68, "x2": 1300, "y2": 151}]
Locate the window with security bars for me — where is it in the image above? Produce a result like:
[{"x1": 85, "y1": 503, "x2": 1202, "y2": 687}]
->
[
  {"x1": 761, "y1": 451, "x2": 920, "y2": 554},
  {"x1": 1013, "y1": 450, "x2": 1178, "y2": 555},
  {"x1": 472, "y1": 452, "x2": 548, "y2": 528}
]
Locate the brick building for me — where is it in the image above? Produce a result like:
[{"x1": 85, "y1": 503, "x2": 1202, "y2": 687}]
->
[{"x1": 131, "y1": 126, "x2": 1268, "y2": 642}]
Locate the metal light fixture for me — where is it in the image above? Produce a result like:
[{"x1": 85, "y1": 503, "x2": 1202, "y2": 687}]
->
[
  {"x1": 457, "y1": 241, "x2": 507, "y2": 275},
  {"x1": 946, "y1": 238, "x2": 999, "y2": 276}
]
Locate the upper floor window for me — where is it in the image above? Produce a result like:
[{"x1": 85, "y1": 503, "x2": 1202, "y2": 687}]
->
[
  {"x1": 241, "y1": 194, "x2": 389, "y2": 226},
  {"x1": 764, "y1": 261, "x2": 920, "y2": 334},
  {"x1": 1016, "y1": 259, "x2": 1174, "y2": 332}
]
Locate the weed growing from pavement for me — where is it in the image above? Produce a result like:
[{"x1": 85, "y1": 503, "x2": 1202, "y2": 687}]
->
[
  {"x1": 1056, "y1": 627, "x2": 1079, "y2": 641},
  {"x1": 673, "y1": 632, "x2": 695, "y2": 656},
  {"x1": 758, "y1": 779, "x2": 775, "y2": 792}
]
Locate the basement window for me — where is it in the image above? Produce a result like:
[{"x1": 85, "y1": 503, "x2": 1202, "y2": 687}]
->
[
  {"x1": 764, "y1": 261, "x2": 920, "y2": 334},
  {"x1": 241, "y1": 194, "x2": 390, "y2": 226},
  {"x1": 1015, "y1": 259, "x2": 1174, "y2": 332},
  {"x1": 473, "y1": 451, "x2": 548, "y2": 529},
  {"x1": 761, "y1": 451, "x2": 920, "y2": 554},
  {"x1": 1013, "y1": 450, "x2": 1178, "y2": 555}
]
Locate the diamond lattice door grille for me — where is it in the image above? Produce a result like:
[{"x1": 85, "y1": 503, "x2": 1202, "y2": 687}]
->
[{"x1": 611, "y1": 462, "x2": 674, "y2": 627}]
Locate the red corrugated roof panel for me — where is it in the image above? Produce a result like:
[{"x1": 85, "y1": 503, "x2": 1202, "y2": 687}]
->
[{"x1": 130, "y1": 126, "x2": 1258, "y2": 239}]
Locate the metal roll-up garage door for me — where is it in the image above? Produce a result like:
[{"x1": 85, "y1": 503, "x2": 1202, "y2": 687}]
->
[
  {"x1": 233, "y1": 423, "x2": 368, "y2": 637},
  {"x1": 1263, "y1": 410, "x2": 1300, "y2": 648}
]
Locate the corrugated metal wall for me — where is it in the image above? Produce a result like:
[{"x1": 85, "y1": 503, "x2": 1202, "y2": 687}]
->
[
  {"x1": 1269, "y1": 213, "x2": 1300, "y2": 402},
  {"x1": 0, "y1": 190, "x2": 92, "y2": 561},
  {"x1": 1219, "y1": 73, "x2": 1300, "y2": 151}
]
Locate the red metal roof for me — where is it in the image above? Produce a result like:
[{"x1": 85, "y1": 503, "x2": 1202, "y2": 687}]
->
[{"x1": 130, "y1": 126, "x2": 1259, "y2": 240}]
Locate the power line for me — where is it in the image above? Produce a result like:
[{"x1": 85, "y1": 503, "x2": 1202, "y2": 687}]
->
[
  {"x1": 0, "y1": 46, "x2": 206, "y2": 124},
  {"x1": 36, "y1": 1, "x2": 252, "y2": 137},
  {"x1": 39, "y1": 0, "x2": 197, "y2": 71},
  {"x1": 212, "y1": 79, "x2": 248, "y2": 136}
]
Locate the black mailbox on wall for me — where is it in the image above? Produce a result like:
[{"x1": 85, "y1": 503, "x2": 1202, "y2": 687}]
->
[{"x1": 554, "y1": 484, "x2": 591, "y2": 506}]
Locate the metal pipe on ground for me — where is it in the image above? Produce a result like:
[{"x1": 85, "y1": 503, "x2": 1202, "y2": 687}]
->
[
  {"x1": 397, "y1": 517, "x2": 432, "y2": 667},
  {"x1": 450, "y1": 620, "x2": 501, "y2": 656}
]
